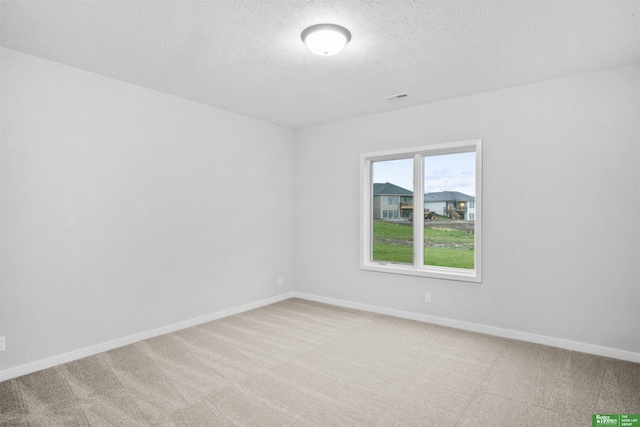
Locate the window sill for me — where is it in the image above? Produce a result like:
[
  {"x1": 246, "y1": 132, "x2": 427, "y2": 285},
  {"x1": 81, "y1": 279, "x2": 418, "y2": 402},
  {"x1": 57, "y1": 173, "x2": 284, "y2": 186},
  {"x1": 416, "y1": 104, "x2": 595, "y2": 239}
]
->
[{"x1": 361, "y1": 262, "x2": 481, "y2": 283}]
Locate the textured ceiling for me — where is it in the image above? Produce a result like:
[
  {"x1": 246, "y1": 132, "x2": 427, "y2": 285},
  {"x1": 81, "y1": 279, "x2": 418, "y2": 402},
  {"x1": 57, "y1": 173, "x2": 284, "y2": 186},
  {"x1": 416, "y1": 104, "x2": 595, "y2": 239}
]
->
[{"x1": 1, "y1": 1, "x2": 639, "y2": 129}]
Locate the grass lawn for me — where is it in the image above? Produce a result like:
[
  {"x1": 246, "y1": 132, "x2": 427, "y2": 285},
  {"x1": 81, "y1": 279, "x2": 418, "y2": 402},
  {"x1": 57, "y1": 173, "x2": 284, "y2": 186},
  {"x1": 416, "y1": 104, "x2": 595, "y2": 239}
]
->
[{"x1": 372, "y1": 220, "x2": 474, "y2": 269}]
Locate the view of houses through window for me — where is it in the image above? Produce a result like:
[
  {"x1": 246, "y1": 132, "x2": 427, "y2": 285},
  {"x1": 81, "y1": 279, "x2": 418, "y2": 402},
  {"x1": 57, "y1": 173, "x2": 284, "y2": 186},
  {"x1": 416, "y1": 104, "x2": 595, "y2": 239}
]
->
[{"x1": 371, "y1": 152, "x2": 476, "y2": 270}]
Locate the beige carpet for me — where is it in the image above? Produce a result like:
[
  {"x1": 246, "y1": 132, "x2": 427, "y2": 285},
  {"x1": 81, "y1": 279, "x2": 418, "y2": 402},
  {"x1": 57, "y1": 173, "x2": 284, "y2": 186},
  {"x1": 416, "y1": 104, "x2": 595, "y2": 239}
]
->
[{"x1": 1, "y1": 298, "x2": 638, "y2": 426}]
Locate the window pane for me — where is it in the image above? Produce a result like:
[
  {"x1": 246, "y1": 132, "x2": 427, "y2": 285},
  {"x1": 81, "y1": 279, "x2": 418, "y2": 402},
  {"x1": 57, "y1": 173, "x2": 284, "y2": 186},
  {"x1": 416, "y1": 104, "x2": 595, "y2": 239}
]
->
[
  {"x1": 424, "y1": 152, "x2": 475, "y2": 269},
  {"x1": 372, "y1": 159, "x2": 413, "y2": 264}
]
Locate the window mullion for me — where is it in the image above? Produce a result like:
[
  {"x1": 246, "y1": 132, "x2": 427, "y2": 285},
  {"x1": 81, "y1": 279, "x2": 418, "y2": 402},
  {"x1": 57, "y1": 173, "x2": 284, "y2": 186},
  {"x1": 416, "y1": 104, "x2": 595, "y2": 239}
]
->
[{"x1": 413, "y1": 154, "x2": 424, "y2": 268}]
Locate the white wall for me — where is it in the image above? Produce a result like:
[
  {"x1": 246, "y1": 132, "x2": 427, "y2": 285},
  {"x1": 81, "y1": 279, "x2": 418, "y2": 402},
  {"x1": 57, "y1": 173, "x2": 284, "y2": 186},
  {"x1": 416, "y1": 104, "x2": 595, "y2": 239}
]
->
[
  {"x1": 294, "y1": 65, "x2": 640, "y2": 355},
  {"x1": 1, "y1": 46, "x2": 638, "y2": 377},
  {"x1": 0, "y1": 48, "x2": 295, "y2": 373}
]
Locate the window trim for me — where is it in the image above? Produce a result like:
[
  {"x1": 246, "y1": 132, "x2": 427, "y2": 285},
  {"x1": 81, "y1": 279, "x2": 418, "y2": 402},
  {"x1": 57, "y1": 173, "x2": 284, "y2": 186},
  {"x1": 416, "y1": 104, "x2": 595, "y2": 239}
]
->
[{"x1": 360, "y1": 139, "x2": 482, "y2": 283}]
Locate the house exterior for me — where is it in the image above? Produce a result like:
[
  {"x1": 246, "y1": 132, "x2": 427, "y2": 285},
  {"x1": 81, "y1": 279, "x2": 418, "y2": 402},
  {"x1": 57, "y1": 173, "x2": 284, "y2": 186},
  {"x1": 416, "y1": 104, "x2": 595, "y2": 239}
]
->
[
  {"x1": 424, "y1": 191, "x2": 475, "y2": 220},
  {"x1": 373, "y1": 182, "x2": 413, "y2": 220}
]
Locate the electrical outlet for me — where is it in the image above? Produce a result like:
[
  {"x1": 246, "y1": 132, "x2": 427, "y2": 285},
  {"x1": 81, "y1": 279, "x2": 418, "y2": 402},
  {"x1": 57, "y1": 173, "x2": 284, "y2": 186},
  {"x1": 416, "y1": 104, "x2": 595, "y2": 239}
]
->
[
  {"x1": 0, "y1": 336, "x2": 5, "y2": 352},
  {"x1": 277, "y1": 276, "x2": 284, "y2": 286},
  {"x1": 424, "y1": 292, "x2": 431, "y2": 303}
]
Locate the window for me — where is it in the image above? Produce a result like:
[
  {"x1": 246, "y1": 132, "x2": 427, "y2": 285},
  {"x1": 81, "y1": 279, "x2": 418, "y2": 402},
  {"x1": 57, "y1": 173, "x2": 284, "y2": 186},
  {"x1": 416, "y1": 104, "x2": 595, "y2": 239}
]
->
[
  {"x1": 383, "y1": 210, "x2": 388, "y2": 218},
  {"x1": 361, "y1": 139, "x2": 482, "y2": 282}
]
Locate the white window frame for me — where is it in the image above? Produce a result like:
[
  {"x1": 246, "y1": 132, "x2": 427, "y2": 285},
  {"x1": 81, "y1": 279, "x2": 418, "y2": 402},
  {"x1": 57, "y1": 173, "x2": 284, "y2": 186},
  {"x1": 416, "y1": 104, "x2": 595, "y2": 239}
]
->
[{"x1": 360, "y1": 139, "x2": 482, "y2": 283}]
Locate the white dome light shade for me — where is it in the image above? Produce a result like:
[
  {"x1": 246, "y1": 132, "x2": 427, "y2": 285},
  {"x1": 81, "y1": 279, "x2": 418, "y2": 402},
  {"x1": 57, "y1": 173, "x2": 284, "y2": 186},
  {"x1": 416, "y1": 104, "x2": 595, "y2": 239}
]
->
[{"x1": 301, "y1": 24, "x2": 351, "y2": 56}]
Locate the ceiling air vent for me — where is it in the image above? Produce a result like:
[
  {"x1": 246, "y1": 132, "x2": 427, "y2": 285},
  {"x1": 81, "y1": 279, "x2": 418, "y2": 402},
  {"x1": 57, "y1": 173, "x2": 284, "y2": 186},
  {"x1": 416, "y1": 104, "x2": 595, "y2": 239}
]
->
[{"x1": 383, "y1": 93, "x2": 409, "y2": 101}]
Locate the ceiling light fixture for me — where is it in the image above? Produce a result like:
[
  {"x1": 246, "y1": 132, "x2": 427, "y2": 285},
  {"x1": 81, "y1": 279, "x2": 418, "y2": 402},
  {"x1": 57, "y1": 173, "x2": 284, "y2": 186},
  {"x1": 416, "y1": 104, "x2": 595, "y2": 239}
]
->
[{"x1": 301, "y1": 23, "x2": 351, "y2": 56}]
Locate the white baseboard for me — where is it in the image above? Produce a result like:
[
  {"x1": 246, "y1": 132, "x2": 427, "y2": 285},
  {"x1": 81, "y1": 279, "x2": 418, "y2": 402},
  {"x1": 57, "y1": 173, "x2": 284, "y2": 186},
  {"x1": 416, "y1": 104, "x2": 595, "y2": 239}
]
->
[
  {"x1": 2, "y1": 289, "x2": 636, "y2": 382},
  {"x1": 294, "y1": 292, "x2": 640, "y2": 364},
  {"x1": 0, "y1": 292, "x2": 295, "y2": 382}
]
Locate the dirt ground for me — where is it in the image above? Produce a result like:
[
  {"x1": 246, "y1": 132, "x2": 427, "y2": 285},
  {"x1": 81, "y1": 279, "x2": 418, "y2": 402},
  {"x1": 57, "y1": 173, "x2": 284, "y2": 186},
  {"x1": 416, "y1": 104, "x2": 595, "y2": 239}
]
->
[
  {"x1": 386, "y1": 219, "x2": 474, "y2": 232},
  {"x1": 424, "y1": 219, "x2": 474, "y2": 232}
]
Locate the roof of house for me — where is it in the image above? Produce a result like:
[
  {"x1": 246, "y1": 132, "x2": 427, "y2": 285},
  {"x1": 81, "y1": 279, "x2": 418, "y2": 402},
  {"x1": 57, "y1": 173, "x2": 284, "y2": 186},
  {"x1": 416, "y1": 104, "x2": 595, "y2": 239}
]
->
[
  {"x1": 373, "y1": 182, "x2": 412, "y2": 196},
  {"x1": 424, "y1": 191, "x2": 475, "y2": 202}
]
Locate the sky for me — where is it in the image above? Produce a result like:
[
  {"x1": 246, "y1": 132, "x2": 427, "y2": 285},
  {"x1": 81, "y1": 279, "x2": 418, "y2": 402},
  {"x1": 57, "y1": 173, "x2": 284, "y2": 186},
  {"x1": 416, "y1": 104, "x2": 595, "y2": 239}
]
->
[{"x1": 372, "y1": 152, "x2": 475, "y2": 197}]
